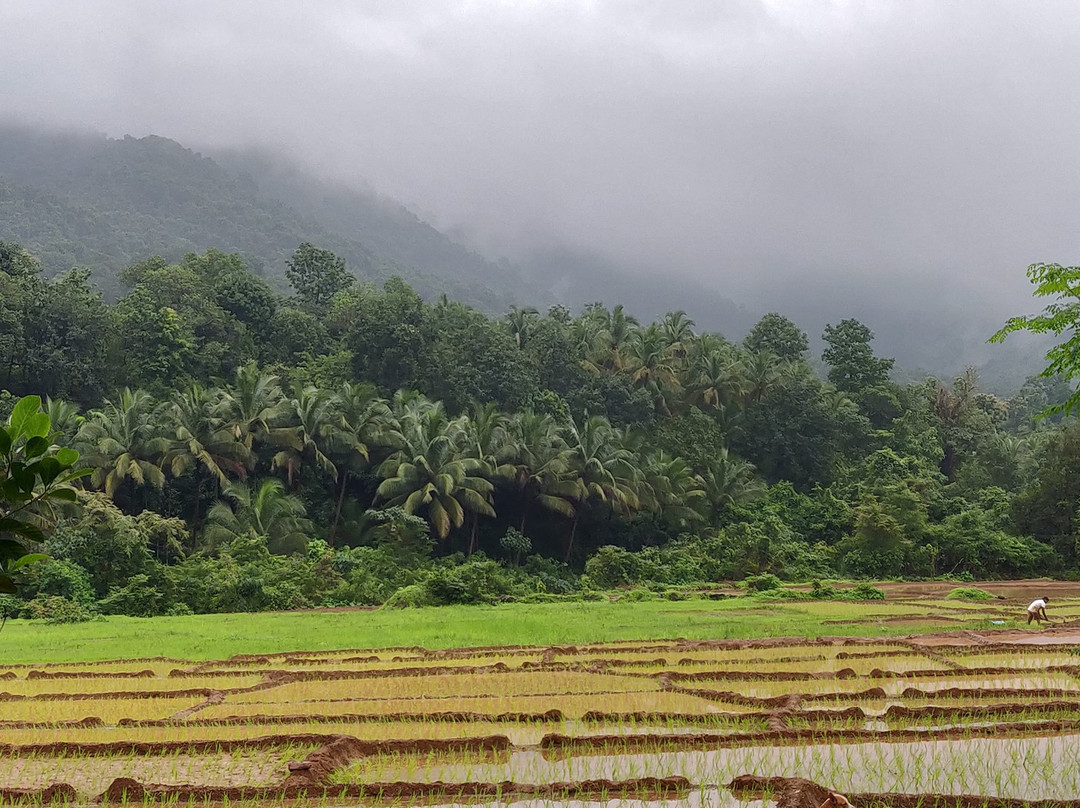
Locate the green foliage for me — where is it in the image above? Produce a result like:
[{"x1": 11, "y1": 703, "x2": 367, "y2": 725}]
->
[
  {"x1": 0, "y1": 235, "x2": 1076, "y2": 618},
  {"x1": 947, "y1": 586, "x2": 995, "y2": 601},
  {"x1": 840, "y1": 582, "x2": 886, "y2": 600},
  {"x1": 992, "y1": 262, "x2": 1080, "y2": 417},
  {"x1": 286, "y1": 243, "x2": 353, "y2": 310},
  {"x1": 744, "y1": 313, "x2": 809, "y2": 361},
  {"x1": 21, "y1": 594, "x2": 100, "y2": 624},
  {"x1": 0, "y1": 395, "x2": 88, "y2": 594},
  {"x1": 743, "y1": 572, "x2": 783, "y2": 592}
]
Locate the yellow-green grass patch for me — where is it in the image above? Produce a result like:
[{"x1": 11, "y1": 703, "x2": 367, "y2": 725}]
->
[
  {"x1": 0, "y1": 696, "x2": 205, "y2": 724},
  {"x1": 201, "y1": 690, "x2": 726, "y2": 720},
  {"x1": 227, "y1": 670, "x2": 660, "y2": 704},
  {"x1": 0, "y1": 674, "x2": 265, "y2": 697}
]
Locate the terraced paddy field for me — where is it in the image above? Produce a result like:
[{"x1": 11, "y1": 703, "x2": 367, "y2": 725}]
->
[{"x1": 5, "y1": 593, "x2": 1080, "y2": 806}]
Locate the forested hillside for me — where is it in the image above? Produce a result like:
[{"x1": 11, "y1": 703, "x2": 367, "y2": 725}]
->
[
  {"x1": 0, "y1": 127, "x2": 526, "y2": 311},
  {"x1": 0, "y1": 238, "x2": 1076, "y2": 621}
]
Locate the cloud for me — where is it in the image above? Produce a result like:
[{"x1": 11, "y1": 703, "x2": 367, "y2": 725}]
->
[{"x1": 3, "y1": 0, "x2": 1079, "y2": 327}]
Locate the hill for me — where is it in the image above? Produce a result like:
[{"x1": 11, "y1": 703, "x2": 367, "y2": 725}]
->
[{"x1": 0, "y1": 126, "x2": 525, "y2": 310}]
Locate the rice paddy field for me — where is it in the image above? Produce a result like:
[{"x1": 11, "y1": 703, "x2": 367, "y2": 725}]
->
[{"x1": 4, "y1": 586, "x2": 1080, "y2": 807}]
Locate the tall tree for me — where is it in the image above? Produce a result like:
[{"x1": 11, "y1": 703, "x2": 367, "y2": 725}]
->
[
  {"x1": 76, "y1": 389, "x2": 167, "y2": 500},
  {"x1": 327, "y1": 383, "x2": 398, "y2": 546},
  {"x1": 744, "y1": 313, "x2": 808, "y2": 361},
  {"x1": 374, "y1": 403, "x2": 494, "y2": 543},
  {"x1": 286, "y1": 243, "x2": 353, "y2": 310},
  {"x1": 821, "y1": 319, "x2": 894, "y2": 394}
]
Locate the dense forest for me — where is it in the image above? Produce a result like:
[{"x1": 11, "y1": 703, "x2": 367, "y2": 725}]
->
[{"x1": 0, "y1": 238, "x2": 1077, "y2": 621}]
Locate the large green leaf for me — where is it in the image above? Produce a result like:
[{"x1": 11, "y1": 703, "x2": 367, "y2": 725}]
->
[
  {"x1": 6, "y1": 396, "x2": 42, "y2": 440},
  {"x1": 55, "y1": 447, "x2": 79, "y2": 467},
  {"x1": 10, "y1": 553, "x2": 48, "y2": 571},
  {"x1": 22, "y1": 435, "x2": 49, "y2": 460}
]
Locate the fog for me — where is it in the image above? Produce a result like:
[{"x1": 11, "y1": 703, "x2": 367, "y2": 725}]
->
[{"x1": 3, "y1": 1, "x2": 1080, "y2": 341}]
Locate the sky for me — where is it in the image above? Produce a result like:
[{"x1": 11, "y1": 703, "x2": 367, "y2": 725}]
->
[{"x1": 3, "y1": 1, "x2": 1079, "y2": 347}]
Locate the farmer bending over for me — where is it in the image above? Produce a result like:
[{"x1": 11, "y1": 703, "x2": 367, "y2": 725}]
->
[{"x1": 1027, "y1": 596, "x2": 1050, "y2": 625}]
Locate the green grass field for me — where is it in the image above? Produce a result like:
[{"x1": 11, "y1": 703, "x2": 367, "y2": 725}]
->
[{"x1": 2, "y1": 597, "x2": 1019, "y2": 664}]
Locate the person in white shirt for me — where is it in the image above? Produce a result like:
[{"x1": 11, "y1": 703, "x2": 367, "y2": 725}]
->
[{"x1": 1027, "y1": 597, "x2": 1050, "y2": 625}]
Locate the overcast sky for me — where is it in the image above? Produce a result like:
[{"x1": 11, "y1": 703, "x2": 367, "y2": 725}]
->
[{"x1": 3, "y1": 1, "x2": 1079, "y2": 328}]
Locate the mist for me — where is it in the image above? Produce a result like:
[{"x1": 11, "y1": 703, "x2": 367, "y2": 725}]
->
[{"x1": 3, "y1": 1, "x2": 1080, "y2": 344}]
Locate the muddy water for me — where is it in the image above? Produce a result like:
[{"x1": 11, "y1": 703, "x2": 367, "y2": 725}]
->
[{"x1": 363, "y1": 735, "x2": 1080, "y2": 801}]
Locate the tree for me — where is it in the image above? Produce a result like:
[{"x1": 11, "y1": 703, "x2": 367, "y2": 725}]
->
[
  {"x1": 374, "y1": 403, "x2": 494, "y2": 543},
  {"x1": 76, "y1": 389, "x2": 167, "y2": 501},
  {"x1": 204, "y1": 479, "x2": 313, "y2": 555},
  {"x1": 744, "y1": 313, "x2": 808, "y2": 361},
  {"x1": 286, "y1": 243, "x2": 353, "y2": 310},
  {"x1": 991, "y1": 262, "x2": 1080, "y2": 416},
  {"x1": 0, "y1": 396, "x2": 88, "y2": 594},
  {"x1": 327, "y1": 383, "x2": 398, "y2": 546},
  {"x1": 164, "y1": 384, "x2": 252, "y2": 497},
  {"x1": 561, "y1": 415, "x2": 640, "y2": 561},
  {"x1": 821, "y1": 319, "x2": 894, "y2": 393},
  {"x1": 497, "y1": 411, "x2": 578, "y2": 537},
  {"x1": 271, "y1": 386, "x2": 339, "y2": 487},
  {"x1": 216, "y1": 363, "x2": 289, "y2": 451}
]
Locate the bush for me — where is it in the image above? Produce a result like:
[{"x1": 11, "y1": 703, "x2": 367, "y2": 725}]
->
[
  {"x1": 839, "y1": 582, "x2": 886, "y2": 601},
  {"x1": 946, "y1": 586, "x2": 995, "y2": 601},
  {"x1": 24, "y1": 559, "x2": 96, "y2": 605},
  {"x1": 811, "y1": 579, "x2": 837, "y2": 599},
  {"x1": 743, "y1": 573, "x2": 783, "y2": 592},
  {"x1": 381, "y1": 584, "x2": 434, "y2": 609},
  {"x1": 165, "y1": 602, "x2": 194, "y2": 616},
  {"x1": 21, "y1": 595, "x2": 101, "y2": 624},
  {"x1": 424, "y1": 558, "x2": 518, "y2": 605},
  {"x1": 99, "y1": 574, "x2": 166, "y2": 617},
  {"x1": 584, "y1": 546, "x2": 643, "y2": 589}
]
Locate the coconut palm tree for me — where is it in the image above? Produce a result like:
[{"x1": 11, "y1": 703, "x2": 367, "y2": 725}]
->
[
  {"x1": 497, "y1": 411, "x2": 578, "y2": 537},
  {"x1": 560, "y1": 414, "x2": 641, "y2": 561},
  {"x1": 375, "y1": 402, "x2": 494, "y2": 543},
  {"x1": 45, "y1": 397, "x2": 82, "y2": 448},
  {"x1": 326, "y1": 382, "x2": 399, "y2": 546},
  {"x1": 215, "y1": 362, "x2": 289, "y2": 451},
  {"x1": 661, "y1": 310, "x2": 696, "y2": 358},
  {"x1": 204, "y1": 478, "x2": 313, "y2": 555},
  {"x1": 164, "y1": 384, "x2": 251, "y2": 487},
  {"x1": 688, "y1": 348, "x2": 748, "y2": 413},
  {"x1": 628, "y1": 323, "x2": 681, "y2": 414},
  {"x1": 640, "y1": 451, "x2": 705, "y2": 528},
  {"x1": 76, "y1": 388, "x2": 167, "y2": 500},
  {"x1": 271, "y1": 386, "x2": 339, "y2": 487},
  {"x1": 700, "y1": 448, "x2": 766, "y2": 518}
]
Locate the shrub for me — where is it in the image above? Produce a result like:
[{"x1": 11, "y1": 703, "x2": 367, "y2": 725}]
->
[
  {"x1": 381, "y1": 584, "x2": 434, "y2": 609},
  {"x1": 839, "y1": 582, "x2": 886, "y2": 600},
  {"x1": 743, "y1": 573, "x2": 783, "y2": 592},
  {"x1": 811, "y1": 579, "x2": 837, "y2": 599},
  {"x1": 21, "y1": 595, "x2": 101, "y2": 624},
  {"x1": 584, "y1": 546, "x2": 642, "y2": 589},
  {"x1": 99, "y1": 574, "x2": 165, "y2": 617},
  {"x1": 24, "y1": 559, "x2": 96, "y2": 605},
  {"x1": 947, "y1": 586, "x2": 995, "y2": 601}
]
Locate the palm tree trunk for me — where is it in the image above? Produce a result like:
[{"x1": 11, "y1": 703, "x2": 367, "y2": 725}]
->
[
  {"x1": 564, "y1": 514, "x2": 579, "y2": 563},
  {"x1": 468, "y1": 511, "x2": 478, "y2": 556},
  {"x1": 329, "y1": 471, "x2": 349, "y2": 547}
]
